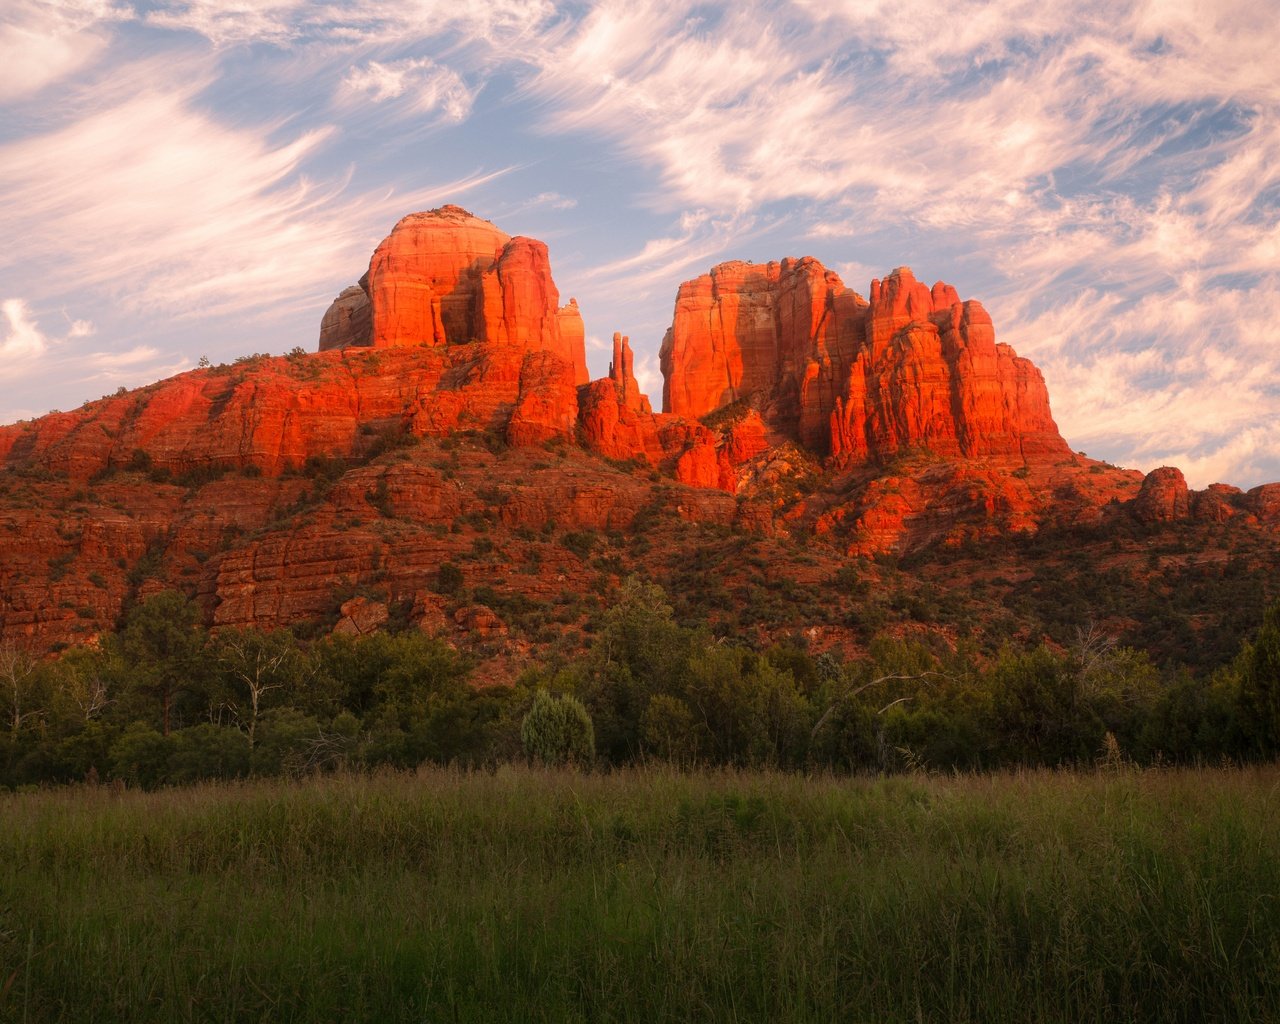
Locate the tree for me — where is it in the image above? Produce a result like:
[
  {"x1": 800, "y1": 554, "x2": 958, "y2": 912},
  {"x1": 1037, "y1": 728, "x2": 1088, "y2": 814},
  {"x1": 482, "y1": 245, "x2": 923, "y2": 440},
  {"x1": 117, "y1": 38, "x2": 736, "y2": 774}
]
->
[
  {"x1": 0, "y1": 640, "x2": 42, "y2": 737},
  {"x1": 641, "y1": 693, "x2": 698, "y2": 764},
  {"x1": 1237, "y1": 601, "x2": 1280, "y2": 757},
  {"x1": 521, "y1": 690, "x2": 594, "y2": 767},
  {"x1": 119, "y1": 591, "x2": 206, "y2": 735},
  {"x1": 988, "y1": 645, "x2": 1102, "y2": 766},
  {"x1": 582, "y1": 576, "x2": 695, "y2": 762},
  {"x1": 212, "y1": 628, "x2": 304, "y2": 749},
  {"x1": 50, "y1": 646, "x2": 115, "y2": 726},
  {"x1": 681, "y1": 647, "x2": 809, "y2": 767}
]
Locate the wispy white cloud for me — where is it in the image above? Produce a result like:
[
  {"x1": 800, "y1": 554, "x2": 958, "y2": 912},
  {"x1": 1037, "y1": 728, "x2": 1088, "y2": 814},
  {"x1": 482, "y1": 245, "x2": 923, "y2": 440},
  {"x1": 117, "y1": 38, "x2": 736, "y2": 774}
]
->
[
  {"x1": 507, "y1": 0, "x2": 1279, "y2": 484},
  {"x1": 0, "y1": 299, "x2": 51, "y2": 368},
  {"x1": 0, "y1": 60, "x2": 510, "y2": 320},
  {"x1": 530, "y1": 191, "x2": 577, "y2": 211},
  {"x1": 142, "y1": 0, "x2": 555, "y2": 48},
  {"x1": 0, "y1": 0, "x2": 130, "y2": 100},
  {"x1": 144, "y1": 0, "x2": 306, "y2": 46},
  {"x1": 342, "y1": 58, "x2": 473, "y2": 120},
  {"x1": 0, "y1": 298, "x2": 197, "y2": 423},
  {"x1": 578, "y1": 209, "x2": 765, "y2": 291}
]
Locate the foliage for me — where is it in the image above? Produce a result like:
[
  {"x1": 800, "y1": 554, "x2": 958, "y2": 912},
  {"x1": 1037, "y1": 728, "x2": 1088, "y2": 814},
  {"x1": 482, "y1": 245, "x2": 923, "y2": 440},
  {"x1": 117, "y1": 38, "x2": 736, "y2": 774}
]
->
[
  {"x1": 1236, "y1": 600, "x2": 1280, "y2": 756},
  {"x1": 4, "y1": 582, "x2": 1280, "y2": 791},
  {"x1": 521, "y1": 689, "x2": 595, "y2": 767}
]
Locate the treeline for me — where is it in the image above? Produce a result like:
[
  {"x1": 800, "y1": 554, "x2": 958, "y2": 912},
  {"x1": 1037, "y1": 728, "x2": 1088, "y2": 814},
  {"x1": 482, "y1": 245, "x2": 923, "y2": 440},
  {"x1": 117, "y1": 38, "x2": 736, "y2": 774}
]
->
[{"x1": 3, "y1": 581, "x2": 1279, "y2": 788}]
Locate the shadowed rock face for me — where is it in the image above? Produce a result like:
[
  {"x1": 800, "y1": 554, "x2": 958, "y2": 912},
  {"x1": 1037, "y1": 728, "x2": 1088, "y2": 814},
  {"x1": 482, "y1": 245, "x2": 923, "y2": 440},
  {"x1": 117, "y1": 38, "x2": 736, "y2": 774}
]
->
[
  {"x1": 661, "y1": 262, "x2": 1068, "y2": 465},
  {"x1": 319, "y1": 206, "x2": 588, "y2": 386},
  {"x1": 318, "y1": 281, "x2": 371, "y2": 351}
]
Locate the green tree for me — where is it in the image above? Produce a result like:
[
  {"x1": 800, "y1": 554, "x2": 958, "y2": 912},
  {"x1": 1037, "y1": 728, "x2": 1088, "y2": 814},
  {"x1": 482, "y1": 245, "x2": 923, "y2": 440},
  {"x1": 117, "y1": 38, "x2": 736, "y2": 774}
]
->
[
  {"x1": 988, "y1": 645, "x2": 1102, "y2": 766},
  {"x1": 108, "y1": 723, "x2": 173, "y2": 788},
  {"x1": 168, "y1": 724, "x2": 250, "y2": 784},
  {"x1": 212, "y1": 627, "x2": 304, "y2": 749},
  {"x1": 118, "y1": 591, "x2": 206, "y2": 735},
  {"x1": 682, "y1": 647, "x2": 809, "y2": 767},
  {"x1": 1236, "y1": 601, "x2": 1280, "y2": 757},
  {"x1": 521, "y1": 689, "x2": 594, "y2": 767},
  {"x1": 582, "y1": 577, "x2": 695, "y2": 762},
  {"x1": 641, "y1": 693, "x2": 699, "y2": 764}
]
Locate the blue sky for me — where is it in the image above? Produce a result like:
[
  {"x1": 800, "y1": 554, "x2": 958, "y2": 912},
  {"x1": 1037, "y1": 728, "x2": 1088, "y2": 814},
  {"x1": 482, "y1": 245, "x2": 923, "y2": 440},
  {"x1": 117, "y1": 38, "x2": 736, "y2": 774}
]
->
[{"x1": 1, "y1": 0, "x2": 1277, "y2": 488}]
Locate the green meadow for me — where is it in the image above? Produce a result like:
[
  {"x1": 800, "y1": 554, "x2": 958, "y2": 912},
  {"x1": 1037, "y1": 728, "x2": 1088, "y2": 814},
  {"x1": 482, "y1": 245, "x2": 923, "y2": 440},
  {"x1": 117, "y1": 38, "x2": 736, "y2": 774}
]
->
[{"x1": 3, "y1": 765, "x2": 1279, "y2": 1023}]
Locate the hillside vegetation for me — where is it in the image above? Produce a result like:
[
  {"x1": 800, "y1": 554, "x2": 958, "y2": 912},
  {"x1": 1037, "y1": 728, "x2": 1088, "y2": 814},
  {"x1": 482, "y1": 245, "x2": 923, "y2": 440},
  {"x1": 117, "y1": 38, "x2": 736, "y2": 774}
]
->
[{"x1": 4, "y1": 583, "x2": 1280, "y2": 788}]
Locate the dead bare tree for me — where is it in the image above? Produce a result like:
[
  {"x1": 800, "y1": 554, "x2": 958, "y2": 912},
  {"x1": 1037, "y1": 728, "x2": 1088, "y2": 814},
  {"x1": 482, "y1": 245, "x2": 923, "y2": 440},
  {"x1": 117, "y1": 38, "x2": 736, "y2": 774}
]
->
[
  {"x1": 0, "y1": 640, "x2": 41, "y2": 736},
  {"x1": 1071, "y1": 621, "x2": 1122, "y2": 705},
  {"x1": 63, "y1": 659, "x2": 113, "y2": 723},
  {"x1": 214, "y1": 628, "x2": 302, "y2": 749},
  {"x1": 810, "y1": 671, "x2": 950, "y2": 741}
]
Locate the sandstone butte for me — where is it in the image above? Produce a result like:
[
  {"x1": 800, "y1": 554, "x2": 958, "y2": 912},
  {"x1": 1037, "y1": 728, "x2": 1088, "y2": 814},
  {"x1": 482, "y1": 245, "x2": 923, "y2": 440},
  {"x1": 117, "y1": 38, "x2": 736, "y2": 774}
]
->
[{"x1": 2, "y1": 205, "x2": 1279, "y2": 654}]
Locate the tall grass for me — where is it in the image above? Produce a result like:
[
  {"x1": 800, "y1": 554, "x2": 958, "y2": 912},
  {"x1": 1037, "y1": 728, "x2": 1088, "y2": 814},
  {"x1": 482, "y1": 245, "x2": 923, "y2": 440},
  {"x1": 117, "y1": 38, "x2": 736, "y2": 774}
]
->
[{"x1": 2, "y1": 765, "x2": 1279, "y2": 1022}]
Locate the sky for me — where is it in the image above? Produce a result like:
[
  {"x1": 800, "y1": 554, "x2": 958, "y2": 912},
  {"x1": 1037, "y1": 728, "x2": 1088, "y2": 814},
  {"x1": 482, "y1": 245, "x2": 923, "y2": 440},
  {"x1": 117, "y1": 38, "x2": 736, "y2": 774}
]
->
[{"x1": 1, "y1": 0, "x2": 1277, "y2": 489}]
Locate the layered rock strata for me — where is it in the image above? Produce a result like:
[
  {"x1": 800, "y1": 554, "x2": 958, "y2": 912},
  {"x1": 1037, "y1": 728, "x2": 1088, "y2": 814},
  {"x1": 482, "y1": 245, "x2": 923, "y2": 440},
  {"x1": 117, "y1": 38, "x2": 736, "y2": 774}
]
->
[
  {"x1": 320, "y1": 206, "x2": 588, "y2": 385},
  {"x1": 661, "y1": 263, "x2": 1069, "y2": 465}
]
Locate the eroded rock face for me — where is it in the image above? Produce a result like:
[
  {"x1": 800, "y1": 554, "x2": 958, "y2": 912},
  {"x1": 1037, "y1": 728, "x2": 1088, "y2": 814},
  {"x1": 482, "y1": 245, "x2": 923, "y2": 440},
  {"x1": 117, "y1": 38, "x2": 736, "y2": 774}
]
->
[
  {"x1": 1, "y1": 344, "x2": 590, "y2": 483},
  {"x1": 1247, "y1": 484, "x2": 1280, "y2": 523},
  {"x1": 318, "y1": 281, "x2": 372, "y2": 351},
  {"x1": 507, "y1": 351, "x2": 580, "y2": 448},
  {"x1": 577, "y1": 333, "x2": 736, "y2": 491},
  {"x1": 323, "y1": 206, "x2": 588, "y2": 384},
  {"x1": 8, "y1": 205, "x2": 1280, "y2": 658},
  {"x1": 1192, "y1": 484, "x2": 1243, "y2": 523},
  {"x1": 1132, "y1": 466, "x2": 1191, "y2": 523},
  {"x1": 661, "y1": 262, "x2": 1069, "y2": 465},
  {"x1": 659, "y1": 258, "x2": 866, "y2": 450}
]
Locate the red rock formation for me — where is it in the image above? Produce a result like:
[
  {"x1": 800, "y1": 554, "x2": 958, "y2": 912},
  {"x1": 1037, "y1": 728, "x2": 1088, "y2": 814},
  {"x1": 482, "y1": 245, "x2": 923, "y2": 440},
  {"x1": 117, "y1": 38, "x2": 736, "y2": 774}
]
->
[
  {"x1": 325, "y1": 206, "x2": 588, "y2": 384},
  {"x1": 334, "y1": 596, "x2": 389, "y2": 636},
  {"x1": 1132, "y1": 466, "x2": 1191, "y2": 523},
  {"x1": 1, "y1": 345, "x2": 577, "y2": 482},
  {"x1": 8, "y1": 205, "x2": 1280, "y2": 660},
  {"x1": 662, "y1": 261, "x2": 1069, "y2": 465},
  {"x1": 575, "y1": 332, "x2": 739, "y2": 492},
  {"x1": 608, "y1": 333, "x2": 650, "y2": 415},
  {"x1": 318, "y1": 280, "x2": 372, "y2": 351},
  {"x1": 579, "y1": 333, "x2": 665, "y2": 465},
  {"x1": 507, "y1": 352, "x2": 580, "y2": 447},
  {"x1": 1247, "y1": 484, "x2": 1280, "y2": 523},
  {"x1": 659, "y1": 258, "x2": 866, "y2": 450},
  {"x1": 832, "y1": 283, "x2": 1067, "y2": 463},
  {"x1": 1192, "y1": 483, "x2": 1242, "y2": 523},
  {"x1": 724, "y1": 410, "x2": 769, "y2": 466}
]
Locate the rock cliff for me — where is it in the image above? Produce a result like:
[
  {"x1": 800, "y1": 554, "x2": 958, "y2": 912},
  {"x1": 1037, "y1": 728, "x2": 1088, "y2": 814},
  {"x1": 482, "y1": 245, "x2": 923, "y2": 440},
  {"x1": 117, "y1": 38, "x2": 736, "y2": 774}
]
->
[
  {"x1": 320, "y1": 206, "x2": 588, "y2": 385},
  {"x1": 661, "y1": 262, "x2": 1068, "y2": 465},
  {"x1": 4, "y1": 207, "x2": 1279, "y2": 659}
]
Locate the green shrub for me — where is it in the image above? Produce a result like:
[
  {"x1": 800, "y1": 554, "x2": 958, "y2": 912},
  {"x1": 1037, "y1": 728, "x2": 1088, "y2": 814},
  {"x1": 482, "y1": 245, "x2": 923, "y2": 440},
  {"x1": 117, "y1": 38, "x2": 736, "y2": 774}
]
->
[{"x1": 521, "y1": 690, "x2": 594, "y2": 767}]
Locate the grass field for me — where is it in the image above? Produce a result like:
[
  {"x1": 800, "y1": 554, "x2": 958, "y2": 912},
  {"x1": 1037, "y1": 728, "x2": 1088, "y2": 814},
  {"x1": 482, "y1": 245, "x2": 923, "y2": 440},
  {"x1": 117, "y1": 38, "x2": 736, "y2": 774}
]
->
[{"x1": 2, "y1": 765, "x2": 1279, "y2": 1023}]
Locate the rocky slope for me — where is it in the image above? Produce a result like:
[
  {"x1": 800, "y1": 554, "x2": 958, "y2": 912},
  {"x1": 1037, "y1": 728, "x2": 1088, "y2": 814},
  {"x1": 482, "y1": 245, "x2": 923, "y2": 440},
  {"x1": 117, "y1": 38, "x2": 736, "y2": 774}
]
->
[{"x1": 3, "y1": 205, "x2": 1279, "y2": 662}]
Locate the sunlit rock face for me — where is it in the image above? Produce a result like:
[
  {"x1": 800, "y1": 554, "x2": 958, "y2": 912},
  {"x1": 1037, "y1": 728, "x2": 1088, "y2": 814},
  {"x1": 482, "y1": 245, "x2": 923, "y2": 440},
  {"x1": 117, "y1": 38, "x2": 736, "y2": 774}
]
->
[
  {"x1": 320, "y1": 205, "x2": 588, "y2": 385},
  {"x1": 1133, "y1": 466, "x2": 1191, "y2": 523},
  {"x1": 661, "y1": 262, "x2": 1069, "y2": 465}
]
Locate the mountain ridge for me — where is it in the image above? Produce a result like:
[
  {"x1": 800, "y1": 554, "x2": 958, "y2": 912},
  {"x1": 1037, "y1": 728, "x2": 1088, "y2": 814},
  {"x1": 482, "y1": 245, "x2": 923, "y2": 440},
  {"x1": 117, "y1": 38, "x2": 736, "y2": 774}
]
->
[{"x1": 2, "y1": 206, "x2": 1278, "y2": 664}]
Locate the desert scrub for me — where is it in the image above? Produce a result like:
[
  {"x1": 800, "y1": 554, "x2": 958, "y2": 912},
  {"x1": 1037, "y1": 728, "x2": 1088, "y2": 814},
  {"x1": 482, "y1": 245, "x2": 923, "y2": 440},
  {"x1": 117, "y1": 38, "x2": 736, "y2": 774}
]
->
[{"x1": 1, "y1": 766, "x2": 1279, "y2": 1023}]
